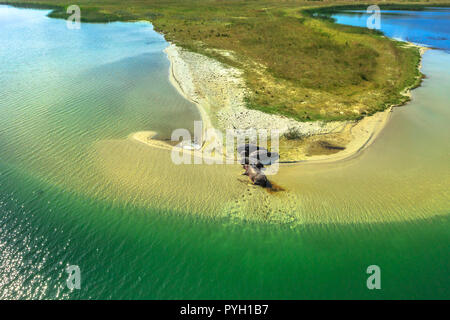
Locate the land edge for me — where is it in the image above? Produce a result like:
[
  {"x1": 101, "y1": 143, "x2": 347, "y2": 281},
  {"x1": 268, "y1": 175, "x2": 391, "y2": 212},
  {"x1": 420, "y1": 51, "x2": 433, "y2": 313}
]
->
[
  {"x1": 0, "y1": 2, "x2": 428, "y2": 164},
  {"x1": 133, "y1": 42, "x2": 427, "y2": 165}
]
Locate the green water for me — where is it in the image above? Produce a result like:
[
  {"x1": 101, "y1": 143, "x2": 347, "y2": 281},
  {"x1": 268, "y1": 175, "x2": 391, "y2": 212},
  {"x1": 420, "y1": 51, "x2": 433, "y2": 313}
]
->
[{"x1": 0, "y1": 6, "x2": 449, "y2": 299}]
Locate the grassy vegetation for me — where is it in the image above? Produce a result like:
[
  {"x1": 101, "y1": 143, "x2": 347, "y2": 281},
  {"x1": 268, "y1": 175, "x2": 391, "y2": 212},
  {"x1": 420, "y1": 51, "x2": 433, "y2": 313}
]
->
[
  {"x1": 283, "y1": 127, "x2": 308, "y2": 140},
  {"x1": 3, "y1": 0, "x2": 450, "y2": 121}
]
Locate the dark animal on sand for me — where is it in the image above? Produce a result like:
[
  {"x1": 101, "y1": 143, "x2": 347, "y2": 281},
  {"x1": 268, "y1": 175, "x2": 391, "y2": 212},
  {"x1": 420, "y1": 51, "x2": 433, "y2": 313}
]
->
[
  {"x1": 249, "y1": 150, "x2": 279, "y2": 165},
  {"x1": 243, "y1": 164, "x2": 272, "y2": 188},
  {"x1": 237, "y1": 143, "x2": 267, "y2": 158},
  {"x1": 239, "y1": 156, "x2": 264, "y2": 168}
]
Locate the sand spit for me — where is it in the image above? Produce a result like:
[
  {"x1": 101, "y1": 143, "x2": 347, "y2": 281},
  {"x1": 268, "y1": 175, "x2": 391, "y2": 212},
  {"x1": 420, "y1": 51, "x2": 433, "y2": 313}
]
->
[
  {"x1": 164, "y1": 44, "x2": 344, "y2": 135},
  {"x1": 159, "y1": 43, "x2": 425, "y2": 163}
]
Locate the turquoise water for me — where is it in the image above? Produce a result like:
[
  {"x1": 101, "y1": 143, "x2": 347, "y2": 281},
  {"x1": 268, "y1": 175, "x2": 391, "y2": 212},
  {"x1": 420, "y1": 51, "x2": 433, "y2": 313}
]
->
[{"x1": 0, "y1": 6, "x2": 449, "y2": 299}]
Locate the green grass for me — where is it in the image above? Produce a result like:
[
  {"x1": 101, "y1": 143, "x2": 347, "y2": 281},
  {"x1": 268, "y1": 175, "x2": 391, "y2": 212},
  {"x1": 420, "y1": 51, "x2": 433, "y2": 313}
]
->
[{"x1": 3, "y1": 0, "x2": 449, "y2": 121}]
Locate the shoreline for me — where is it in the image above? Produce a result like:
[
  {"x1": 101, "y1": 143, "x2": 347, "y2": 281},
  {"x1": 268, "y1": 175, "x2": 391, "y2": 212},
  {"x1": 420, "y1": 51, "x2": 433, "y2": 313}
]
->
[
  {"x1": 2, "y1": 2, "x2": 427, "y2": 165},
  {"x1": 164, "y1": 43, "x2": 346, "y2": 143},
  {"x1": 164, "y1": 45, "x2": 212, "y2": 146},
  {"x1": 162, "y1": 42, "x2": 427, "y2": 165}
]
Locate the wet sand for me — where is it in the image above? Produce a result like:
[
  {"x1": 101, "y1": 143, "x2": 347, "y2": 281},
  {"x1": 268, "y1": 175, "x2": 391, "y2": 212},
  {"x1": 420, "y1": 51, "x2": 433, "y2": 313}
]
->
[{"x1": 90, "y1": 44, "x2": 449, "y2": 225}]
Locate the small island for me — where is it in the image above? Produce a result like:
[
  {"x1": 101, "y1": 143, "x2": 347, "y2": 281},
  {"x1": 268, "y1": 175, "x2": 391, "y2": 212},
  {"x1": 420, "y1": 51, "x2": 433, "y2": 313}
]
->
[{"x1": 4, "y1": 0, "x2": 439, "y2": 162}]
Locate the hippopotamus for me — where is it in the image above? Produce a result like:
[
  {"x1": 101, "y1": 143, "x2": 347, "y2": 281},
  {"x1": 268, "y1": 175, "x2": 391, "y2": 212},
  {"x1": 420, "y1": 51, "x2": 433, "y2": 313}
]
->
[
  {"x1": 237, "y1": 143, "x2": 269, "y2": 165},
  {"x1": 239, "y1": 156, "x2": 264, "y2": 167},
  {"x1": 238, "y1": 144, "x2": 275, "y2": 188},
  {"x1": 237, "y1": 143, "x2": 266, "y2": 158},
  {"x1": 242, "y1": 164, "x2": 272, "y2": 188},
  {"x1": 249, "y1": 150, "x2": 279, "y2": 166}
]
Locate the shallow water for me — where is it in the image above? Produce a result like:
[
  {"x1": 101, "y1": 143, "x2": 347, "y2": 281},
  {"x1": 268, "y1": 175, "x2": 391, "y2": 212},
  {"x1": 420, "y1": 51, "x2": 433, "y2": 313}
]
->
[{"x1": 0, "y1": 6, "x2": 448, "y2": 299}]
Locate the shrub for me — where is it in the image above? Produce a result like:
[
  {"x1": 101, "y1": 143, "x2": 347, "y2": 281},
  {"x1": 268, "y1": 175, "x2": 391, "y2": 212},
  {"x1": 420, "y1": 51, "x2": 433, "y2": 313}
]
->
[{"x1": 283, "y1": 127, "x2": 307, "y2": 140}]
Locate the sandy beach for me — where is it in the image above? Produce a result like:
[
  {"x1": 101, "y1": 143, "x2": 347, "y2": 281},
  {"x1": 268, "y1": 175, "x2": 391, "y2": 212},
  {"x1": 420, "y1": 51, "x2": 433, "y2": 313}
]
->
[
  {"x1": 154, "y1": 43, "x2": 426, "y2": 164},
  {"x1": 164, "y1": 44, "x2": 345, "y2": 136}
]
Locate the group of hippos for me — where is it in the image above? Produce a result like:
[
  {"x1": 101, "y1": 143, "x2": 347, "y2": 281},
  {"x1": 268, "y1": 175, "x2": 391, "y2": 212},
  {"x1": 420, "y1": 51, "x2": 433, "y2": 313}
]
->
[{"x1": 237, "y1": 143, "x2": 279, "y2": 188}]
